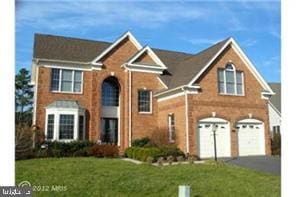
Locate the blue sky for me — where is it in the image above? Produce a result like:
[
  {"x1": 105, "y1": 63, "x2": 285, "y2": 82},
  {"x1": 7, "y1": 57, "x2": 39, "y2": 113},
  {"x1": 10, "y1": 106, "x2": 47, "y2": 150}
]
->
[{"x1": 16, "y1": 0, "x2": 281, "y2": 82}]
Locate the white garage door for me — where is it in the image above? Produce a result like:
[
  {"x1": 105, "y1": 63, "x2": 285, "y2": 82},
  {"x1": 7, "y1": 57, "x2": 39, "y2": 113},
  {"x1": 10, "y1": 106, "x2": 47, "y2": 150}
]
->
[
  {"x1": 237, "y1": 119, "x2": 265, "y2": 156},
  {"x1": 198, "y1": 118, "x2": 231, "y2": 158}
]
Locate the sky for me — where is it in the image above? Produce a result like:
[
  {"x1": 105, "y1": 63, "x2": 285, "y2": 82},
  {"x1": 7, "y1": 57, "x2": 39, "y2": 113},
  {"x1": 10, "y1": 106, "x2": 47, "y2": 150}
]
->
[{"x1": 15, "y1": 0, "x2": 281, "y2": 82}]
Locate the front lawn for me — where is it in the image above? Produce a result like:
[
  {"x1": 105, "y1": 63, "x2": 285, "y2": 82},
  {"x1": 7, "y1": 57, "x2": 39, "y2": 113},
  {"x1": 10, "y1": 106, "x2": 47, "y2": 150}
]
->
[{"x1": 16, "y1": 158, "x2": 280, "y2": 197}]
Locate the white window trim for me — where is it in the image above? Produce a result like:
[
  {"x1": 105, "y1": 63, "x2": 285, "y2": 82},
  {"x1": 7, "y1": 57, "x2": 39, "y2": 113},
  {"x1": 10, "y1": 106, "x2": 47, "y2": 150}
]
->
[
  {"x1": 138, "y1": 90, "x2": 153, "y2": 114},
  {"x1": 51, "y1": 68, "x2": 84, "y2": 94},
  {"x1": 45, "y1": 108, "x2": 85, "y2": 142},
  {"x1": 218, "y1": 64, "x2": 245, "y2": 96}
]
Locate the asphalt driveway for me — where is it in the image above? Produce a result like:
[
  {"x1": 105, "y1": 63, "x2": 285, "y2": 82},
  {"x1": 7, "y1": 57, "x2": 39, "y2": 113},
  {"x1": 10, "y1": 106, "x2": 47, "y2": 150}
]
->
[{"x1": 222, "y1": 156, "x2": 281, "y2": 176}]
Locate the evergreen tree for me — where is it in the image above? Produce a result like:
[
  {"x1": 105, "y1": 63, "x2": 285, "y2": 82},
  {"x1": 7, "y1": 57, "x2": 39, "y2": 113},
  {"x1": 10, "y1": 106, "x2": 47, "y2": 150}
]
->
[{"x1": 15, "y1": 68, "x2": 33, "y2": 125}]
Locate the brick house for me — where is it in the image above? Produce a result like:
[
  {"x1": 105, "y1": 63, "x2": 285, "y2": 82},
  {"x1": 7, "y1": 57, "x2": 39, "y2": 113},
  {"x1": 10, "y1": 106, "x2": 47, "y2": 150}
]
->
[{"x1": 31, "y1": 31, "x2": 275, "y2": 158}]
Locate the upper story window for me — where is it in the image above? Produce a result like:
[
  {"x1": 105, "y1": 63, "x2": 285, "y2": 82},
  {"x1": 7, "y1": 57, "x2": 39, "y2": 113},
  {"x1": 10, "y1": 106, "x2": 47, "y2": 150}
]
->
[
  {"x1": 50, "y1": 68, "x2": 83, "y2": 93},
  {"x1": 138, "y1": 90, "x2": 152, "y2": 113},
  {"x1": 102, "y1": 77, "x2": 119, "y2": 106},
  {"x1": 218, "y1": 63, "x2": 244, "y2": 95}
]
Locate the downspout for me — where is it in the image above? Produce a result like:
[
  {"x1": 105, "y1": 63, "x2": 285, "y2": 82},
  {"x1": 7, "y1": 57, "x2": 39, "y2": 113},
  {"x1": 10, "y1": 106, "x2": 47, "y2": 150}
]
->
[
  {"x1": 128, "y1": 70, "x2": 132, "y2": 147},
  {"x1": 185, "y1": 90, "x2": 189, "y2": 154}
]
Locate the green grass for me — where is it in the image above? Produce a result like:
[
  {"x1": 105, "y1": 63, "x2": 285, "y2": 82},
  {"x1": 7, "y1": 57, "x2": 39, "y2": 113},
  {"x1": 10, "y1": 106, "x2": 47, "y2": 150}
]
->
[{"x1": 16, "y1": 157, "x2": 280, "y2": 197}]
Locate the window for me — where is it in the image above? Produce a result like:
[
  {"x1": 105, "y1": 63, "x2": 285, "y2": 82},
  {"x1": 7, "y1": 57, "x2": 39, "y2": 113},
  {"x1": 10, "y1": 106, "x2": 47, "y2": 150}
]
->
[
  {"x1": 218, "y1": 63, "x2": 244, "y2": 95},
  {"x1": 61, "y1": 70, "x2": 73, "y2": 91},
  {"x1": 168, "y1": 114, "x2": 176, "y2": 142},
  {"x1": 51, "y1": 69, "x2": 60, "y2": 91},
  {"x1": 138, "y1": 90, "x2": 152, "y2": 113},
  {"x1": 59, "y1": 115, "x2": 74, "y2": 140},
  {"x1": 51, "y1": 69, "x2": 82, "y2": 93},
  {"x1": 102, "y1": 78, "x2": 119, "y2": 106},
  {"x1": 79, "y1": 115, "x2": 84, "y2": 140},
  {"x1": 47, "y1": 114, "x2": 54, "y2": 139}
]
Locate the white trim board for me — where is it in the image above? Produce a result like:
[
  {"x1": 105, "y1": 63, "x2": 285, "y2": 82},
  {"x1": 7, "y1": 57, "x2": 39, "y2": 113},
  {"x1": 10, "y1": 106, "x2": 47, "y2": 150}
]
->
[
  {"x1": 187, "y1": 37, "x2": 275, "y2": 94},
  {"x1": 91, "y1": 31, "x2": 142, "y2": 64}
]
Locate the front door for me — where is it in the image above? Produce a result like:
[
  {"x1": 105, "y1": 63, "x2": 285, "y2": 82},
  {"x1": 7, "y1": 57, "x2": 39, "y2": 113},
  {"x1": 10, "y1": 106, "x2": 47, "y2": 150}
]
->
[{"x1": 101, "y1": 118, "x2": 118, "y2": 144}]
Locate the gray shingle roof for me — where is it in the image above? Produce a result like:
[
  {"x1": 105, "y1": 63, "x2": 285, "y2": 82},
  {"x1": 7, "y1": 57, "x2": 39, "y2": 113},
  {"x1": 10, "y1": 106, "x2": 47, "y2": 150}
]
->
[
  {"x1": 268, "y1": 83, "x2": 281, "y2": 112},
  {"x1": 33, "y1": 33, "x2": 229, "y2": 89},
  {"x1": 46, "y1": 100, "x2": 84, "y2": 109},
  {"x1": 34, "y1": 34, "x2": 110, "y2": 62}
]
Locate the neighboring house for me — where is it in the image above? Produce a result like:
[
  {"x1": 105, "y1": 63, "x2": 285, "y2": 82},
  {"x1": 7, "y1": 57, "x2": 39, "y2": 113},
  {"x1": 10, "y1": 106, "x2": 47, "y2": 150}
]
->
[
  {"x1": 31, "y1": 31, "x2": 275, "y2": 158},
  {"x1": 268, "y1": 83, "x2": 281, "y2": 138}
]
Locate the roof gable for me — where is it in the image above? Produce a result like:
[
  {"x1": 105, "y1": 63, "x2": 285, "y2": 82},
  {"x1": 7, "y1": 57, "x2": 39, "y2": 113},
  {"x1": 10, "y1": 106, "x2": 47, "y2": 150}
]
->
[{"x1": 91, "y1": 31, "x2": 142, "y2": 65}]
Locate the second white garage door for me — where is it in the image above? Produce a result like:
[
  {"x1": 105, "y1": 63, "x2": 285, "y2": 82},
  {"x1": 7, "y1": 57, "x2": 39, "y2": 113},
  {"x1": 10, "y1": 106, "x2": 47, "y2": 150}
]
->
[
  {"x1": 198, "y1": 117, "x2": 231, "y2": 158},
  {"x1": 237, "y1": 119, "x2": 265, "y2": 156}
]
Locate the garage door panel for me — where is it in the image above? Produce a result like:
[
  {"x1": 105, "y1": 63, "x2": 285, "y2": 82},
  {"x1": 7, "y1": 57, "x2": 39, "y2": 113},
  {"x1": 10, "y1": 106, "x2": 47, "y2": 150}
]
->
[
  {"x1": 198, "y1": 121, "x2": 231, "y2": 158},
  {"x1": 237, "y1": 122, "x2": 265, "y2": 156}
]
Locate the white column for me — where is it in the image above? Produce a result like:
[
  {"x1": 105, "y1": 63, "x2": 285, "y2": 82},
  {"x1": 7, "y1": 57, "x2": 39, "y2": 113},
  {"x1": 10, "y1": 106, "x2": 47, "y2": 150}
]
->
[{"x1": 73, "y1": 112, "x2": 79, "y2": 140}]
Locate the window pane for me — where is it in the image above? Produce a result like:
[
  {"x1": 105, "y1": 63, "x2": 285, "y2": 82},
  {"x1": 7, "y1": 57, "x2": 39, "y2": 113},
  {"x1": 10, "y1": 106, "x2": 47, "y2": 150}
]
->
[
  {"x1": 102, "y1": 78, "x2": 119, "y2": 106},
  {"x1": 59, "y1": 115, "x2": 74, "y2": 140},
  {"x1": 62, "y1": 70, "x2": 72, "y2": 81},
  {"x1": 138, "y1": 90, "x2": 151, "y2": 112},
  {"x1": 79, "y1": 116, "x2": 84, "y2": 140},
  {"x1": 218, "y1": 70, "x2": 224, "y2": 82},
  {"x1": 237, "y1": 84, "x2": 243, "y2": 95},
  {"x1": 226, "y1": 83, "x2": 235, "y2": 94},
  {"x1": 61, "y1": 70, "x2": 73, "y2": 92},
  {"x1": 236, "y1": 71, "x2": 243, "y2": 84},
  {"x1": 74, "y1": 71, "x2": 82, "y2": 82},
  {"x1": 51, "y1": 69, "x2": 60, "y2": 91},
  {"x1": 226, "y1": 70, "x2": 234, "y2": 83},
  {"x1": 218, "y1": 82, "x2": 225, "y2": 93},
  {"x1": 225, "y1": 63, "x2": 234, "y2": 70},
  {"x1": 47, "y1": 114, "x2": 54, "y2": 139},
  {"x1": 61, "y1": 81, "x2": 72, "y2": 91},
  {"x1": 74, "y1": 82, "x2": 81, "y2": 92}
]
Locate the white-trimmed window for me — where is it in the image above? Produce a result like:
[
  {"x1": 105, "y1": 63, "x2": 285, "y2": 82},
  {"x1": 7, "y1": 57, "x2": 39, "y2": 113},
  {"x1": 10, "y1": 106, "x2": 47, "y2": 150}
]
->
[
  {"x1": 51, "y1": 68, "x2": 83, "y2": 93},
  {"x1": 218, "y1": 63, "x2": 244, "y2": 95},
  {"x1": 138, "y1": 90, "x2": 152, "y2": 113},
  {"x1": 45, "y1": 108, "x2": 85, "y2": 141},
  {"x1": 59, "y1": 115, "x2": 74, "y2": 140},
  {"x1": 46, "y1": 114, "x2": 54, "y2": 140},
  {"x1": 168, "y1": 113, "x2": 176, "y2": 142}
]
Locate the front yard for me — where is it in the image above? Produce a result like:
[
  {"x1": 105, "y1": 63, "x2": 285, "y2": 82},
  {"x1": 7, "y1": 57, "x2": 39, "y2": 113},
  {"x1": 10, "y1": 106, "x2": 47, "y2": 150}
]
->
[{"x1": 16, "y1": 157, "x2": 280, "y2": 197}]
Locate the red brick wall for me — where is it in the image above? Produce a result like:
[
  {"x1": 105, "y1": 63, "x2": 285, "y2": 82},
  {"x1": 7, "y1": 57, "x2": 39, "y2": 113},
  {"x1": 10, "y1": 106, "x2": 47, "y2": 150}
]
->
[
  {"x1": 158, "y1": 96, "x2": 187, "y2": 152},
  {"x1": 134, "y1": 52, "x2": 156, "y2": 65},
  {"x1": 131, "y1": 72, "x2": 164, "y2": 140}
]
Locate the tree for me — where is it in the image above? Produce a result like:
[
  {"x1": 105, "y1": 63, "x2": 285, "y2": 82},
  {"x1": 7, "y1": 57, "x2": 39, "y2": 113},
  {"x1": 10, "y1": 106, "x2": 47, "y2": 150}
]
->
[{"x1": 15, "y1": 68, "x2": 34, "y2": 125}]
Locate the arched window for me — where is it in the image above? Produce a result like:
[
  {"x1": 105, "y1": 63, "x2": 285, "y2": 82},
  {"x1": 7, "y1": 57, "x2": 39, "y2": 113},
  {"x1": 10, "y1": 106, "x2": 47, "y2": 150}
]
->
[
  {"x1": 218, "y1": 63, "x2": 244, "y2": 95},
  {"x1": 102, "y1": 77, "x2": 119, "y2": 106}
]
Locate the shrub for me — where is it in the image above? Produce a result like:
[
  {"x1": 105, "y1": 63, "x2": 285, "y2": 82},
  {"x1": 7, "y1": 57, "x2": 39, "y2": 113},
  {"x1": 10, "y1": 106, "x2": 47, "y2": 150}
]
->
[
  {"x1": 125, "y1": 147, "x2": 159, "y2": 161},
  {"x1": 157, "y1": 145, "x2": 185, "y2": 158},
  {"x1": 132, "y1": 137, "x2": 151, "y2": 147},
  {"x1": 91, "y1": 144, "x2": 119, "y2": 157},
  {"x1": 124, "y1": 145, "x2": 184, "y2": 162},
  {"x1": 146, "y1": 156, "x2": 154, "y2": 165},
  {"x1": 34, "y1": 140, "x2": 94, "y2": 158},
  {"x1": 73, "y1": 147, "x2": 92, "y2": 157}
]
